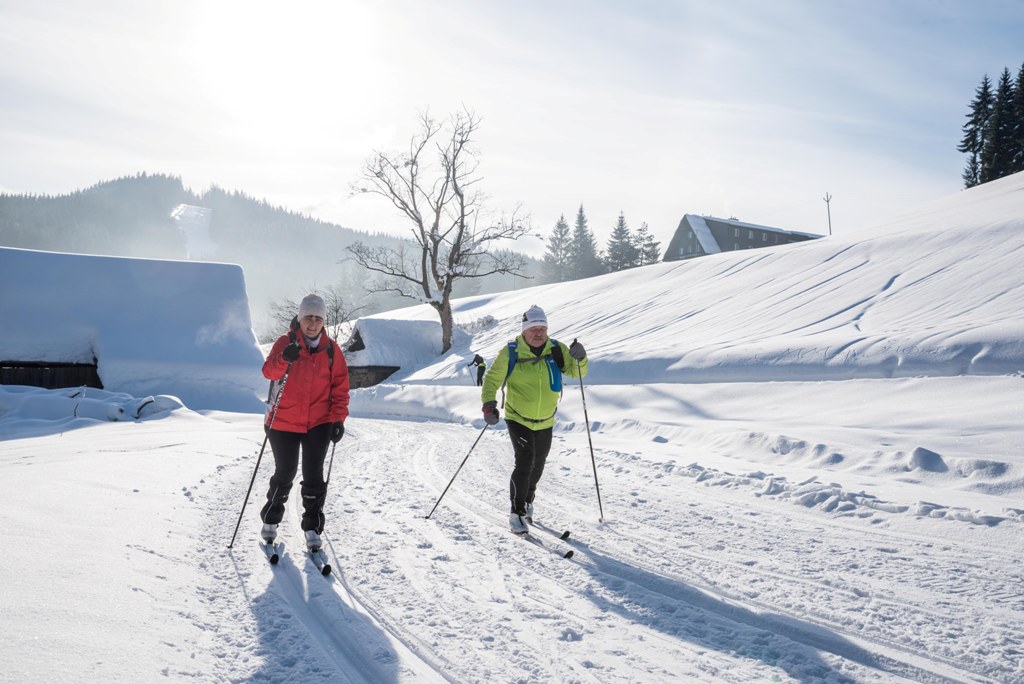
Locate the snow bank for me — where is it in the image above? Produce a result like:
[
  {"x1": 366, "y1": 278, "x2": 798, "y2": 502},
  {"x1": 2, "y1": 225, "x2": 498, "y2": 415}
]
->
[{"x1": 0, "y1": 385, "x2": 183, "y2": 439}]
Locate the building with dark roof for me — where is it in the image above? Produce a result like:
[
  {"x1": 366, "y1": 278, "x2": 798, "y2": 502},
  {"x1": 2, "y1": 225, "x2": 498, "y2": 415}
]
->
[{"x1": 663, "y1": 214, "x2": 823, "y2": 262}]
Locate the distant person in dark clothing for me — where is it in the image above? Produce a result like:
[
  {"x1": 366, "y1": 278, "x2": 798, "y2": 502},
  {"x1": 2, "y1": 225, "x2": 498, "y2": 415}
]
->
[{"x1": 467, "y1": 353, "x2": 486, "y2": 386}]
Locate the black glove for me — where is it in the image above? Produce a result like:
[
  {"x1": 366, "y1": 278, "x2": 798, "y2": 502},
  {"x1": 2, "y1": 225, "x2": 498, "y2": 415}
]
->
[
  {"x1": 482, "y1": 401, "x2": 499, "y2": 426},
  {"x1": 330, "y1": 421, "x2": 345, "y2": 443},
  {"x1": 282, "y1": 342, "x2": 300, "y2": 363},
  {"x1": 569, "y1": 339, "x2": 586, "y2": 361}
]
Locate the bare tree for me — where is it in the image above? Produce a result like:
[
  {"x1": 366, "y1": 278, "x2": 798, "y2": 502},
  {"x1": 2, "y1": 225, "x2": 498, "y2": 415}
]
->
[
  {"x1": 348, "y1": 109, "x2": 530, "y2": 352},
  {"x1": 264, "y1": 284, "x2": 363, "y2": 343}
]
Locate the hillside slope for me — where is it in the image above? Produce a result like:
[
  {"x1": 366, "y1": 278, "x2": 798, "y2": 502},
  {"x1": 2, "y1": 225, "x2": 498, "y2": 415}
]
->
[{"x1": 377, "y1": 171, "x2": 1024, "y2": 386}]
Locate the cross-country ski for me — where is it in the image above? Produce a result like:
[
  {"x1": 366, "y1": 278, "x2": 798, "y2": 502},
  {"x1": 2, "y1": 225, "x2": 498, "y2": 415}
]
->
[
  {"x1": 531, "y1": 521, "x2": 571, "y2": 541},
  {"x1": 518, "y1": 531, "x2": 574, "y2": 559},
  {"x1": 260, "y1": 541, "x2": 281, "y2": 565},
  {"x1": 308, "y1": 546, "x2": 332, "y2": 576}
]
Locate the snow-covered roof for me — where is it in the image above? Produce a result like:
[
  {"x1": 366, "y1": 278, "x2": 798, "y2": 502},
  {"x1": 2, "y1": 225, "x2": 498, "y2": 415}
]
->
[
  {"x1": 684, "y1": 214, "x2": 723, "y2": 254},
  {"x1": 664, "y1": 213, "x2": 823, "y2": 261},
  {"x1": 695, "y1": 214, "x2": 822, "y2": 239},
  {"x1": 0, "y1": 247, "x2": 265, "y2": 412},
  {"x1": 344, "y1": 317, "x2": 442, "y2": 367}
]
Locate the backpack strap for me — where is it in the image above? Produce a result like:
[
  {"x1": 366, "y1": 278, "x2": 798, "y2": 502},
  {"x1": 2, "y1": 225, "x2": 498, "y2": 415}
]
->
[
  {"x1": 499, "y1": 340, "x2": 517, "y2": 408},
  {"x1": 500, "y1": 338, "x2": 565, "y2": 408},
  {"x1": 503, "y1": 340, "x2": 518, "y2": 381},
  {"x1": 546, "y1": 339, "x2": 564, "y2": 395},
  {"x1": 549, "y1": 339, "x2": 564, "y2": 372}
]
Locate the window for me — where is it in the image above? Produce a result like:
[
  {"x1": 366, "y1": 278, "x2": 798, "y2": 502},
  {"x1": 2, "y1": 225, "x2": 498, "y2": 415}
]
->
[
  {"x1": 762, "y1": 233, "x2": 768, "y2": 241},
  {"x1": 734, "y1": 228, "x2": 740, "y2": 237},
  {"x1": 748, "y1": 230, "x2": 754, "y2": 240}
]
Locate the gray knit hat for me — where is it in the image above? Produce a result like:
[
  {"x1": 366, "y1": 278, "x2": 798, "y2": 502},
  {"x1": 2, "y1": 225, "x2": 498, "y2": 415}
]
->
[{"x1": 298, "y1": 293, "x2": 327, "y2": 320}]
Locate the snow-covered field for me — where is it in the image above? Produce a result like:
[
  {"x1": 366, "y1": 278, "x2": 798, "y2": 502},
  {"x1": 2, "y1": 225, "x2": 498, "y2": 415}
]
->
[{"x1": 2, "y1": 172, "x2": 1024, "y2": 683}]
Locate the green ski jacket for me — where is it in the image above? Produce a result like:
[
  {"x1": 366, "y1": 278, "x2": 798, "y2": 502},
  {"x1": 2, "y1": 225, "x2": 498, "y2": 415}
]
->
[{"x1": 481, "y1": 335, "x2": 588, "y2": 430}]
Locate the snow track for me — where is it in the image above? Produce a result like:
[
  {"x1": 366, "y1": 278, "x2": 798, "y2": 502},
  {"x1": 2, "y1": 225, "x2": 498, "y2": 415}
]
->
[
  {"x1": 198, "y1": 434, "x2": 450, "y2": 683},
  {"x1": 304, "y1": 418, "x2": 1021, "y2": 683},
  {"x1": 14, "y1": 409, "x2": 1014, "y2": 682},
  {"x1": 1, "y1": 394, "x2": 1021, "y2": 683}
]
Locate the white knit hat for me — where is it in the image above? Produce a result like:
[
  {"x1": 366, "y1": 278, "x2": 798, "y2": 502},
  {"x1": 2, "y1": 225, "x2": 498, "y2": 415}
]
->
[
  {"x1": 522, "y1": 304, "x2": 548, "y2": 331},
  {"x1": 298, "y1": 293, "x2": 327, "y2": 320}
]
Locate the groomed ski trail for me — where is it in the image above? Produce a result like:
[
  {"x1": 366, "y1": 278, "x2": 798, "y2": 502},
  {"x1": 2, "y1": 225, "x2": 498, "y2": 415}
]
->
[
  {"x1": 200, "y1": 429, "x2": 452, "y2": 683},
  {"x1": 331, "y1": 417, "x2": 1019, "y2": 683},
  {"x1": 193, "y1": 414, "x2": 1022, "y2": 682}
]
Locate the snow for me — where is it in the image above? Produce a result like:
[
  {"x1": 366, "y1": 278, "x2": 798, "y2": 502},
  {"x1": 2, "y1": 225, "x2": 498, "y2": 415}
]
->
[
  {"x1": 0, "y1": 247, "x2": 266, "y2": 412},
  {"x1": 685, "y1": 214, "x2": 724, "y2": 254},
  {"x1": 345, "y1": 317, "x2": 469, "y2": 370},
  {"x1": 2, "y1": 172, "x2": 1024, "y2": 682},
  {"x1": 170, "y1": 204, "x2": 217, "y2": 260}
]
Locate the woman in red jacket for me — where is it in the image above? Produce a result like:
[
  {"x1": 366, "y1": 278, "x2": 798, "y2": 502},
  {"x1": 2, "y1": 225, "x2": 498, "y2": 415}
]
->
[{"x1": 260, "y1": 294, "x2": 350, "y2": 551}]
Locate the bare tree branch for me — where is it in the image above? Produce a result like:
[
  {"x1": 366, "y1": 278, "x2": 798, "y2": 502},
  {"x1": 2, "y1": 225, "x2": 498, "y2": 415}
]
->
[
  {"x1": 346, "y1": 109, "x2": 531, "y2": 352},
  {"x1": 263, "y1": 284, "x2": 364, "y2": 343}
]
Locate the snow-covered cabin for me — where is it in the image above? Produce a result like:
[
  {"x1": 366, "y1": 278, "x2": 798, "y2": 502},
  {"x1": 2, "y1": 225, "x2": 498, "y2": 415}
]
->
[
  {"x1": 663, "y1": 214, "x2": 822, "y2": 261},
  {"x1": 344, "y1": 317, "x2": 455, "y2": 388},
  {"x1": 0, "y1": 247, "x2": 265, "y2": 412}
]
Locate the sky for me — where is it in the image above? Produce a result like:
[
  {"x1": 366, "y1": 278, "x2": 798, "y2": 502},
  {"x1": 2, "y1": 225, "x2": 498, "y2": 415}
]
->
[
  {"x1": 2, "y1": 0, "x2": 1023, "y2": 256},
  {"x1": 2, "y1": 170, "x2": 1023, "y2": 682}
]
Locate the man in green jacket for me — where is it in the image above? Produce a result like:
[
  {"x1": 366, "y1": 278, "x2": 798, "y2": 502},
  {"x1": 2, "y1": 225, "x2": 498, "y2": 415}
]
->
[{"x1": 481, "y1": 305, "x2": 588, "y2": 534}]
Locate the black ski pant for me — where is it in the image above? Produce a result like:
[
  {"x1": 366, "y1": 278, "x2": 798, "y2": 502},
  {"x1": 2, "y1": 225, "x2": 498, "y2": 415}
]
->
[
  {"x1": 475, "y1": 367, "x2": 485, "y2": 386},
  {"x1": 507, "y1": 419, "x2": 553, "y2": 515},
  {"x1": 261, "y1": 422, "x2": 331, "y2": 533}
]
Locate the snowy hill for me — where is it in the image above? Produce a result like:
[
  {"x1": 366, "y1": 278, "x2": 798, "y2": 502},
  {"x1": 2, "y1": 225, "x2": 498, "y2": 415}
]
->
[
  {"x1": 1, "y1": 172, "x2": 1023, "y2": 683},
  {"x1": 389, "y1": 171, "x2": 1024, "y2": 385}
]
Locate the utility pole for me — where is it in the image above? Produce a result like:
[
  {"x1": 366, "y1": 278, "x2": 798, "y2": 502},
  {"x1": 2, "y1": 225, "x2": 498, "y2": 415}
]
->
[{"x1": 823, "y1": 193, "x2": 833, "y2": 236}]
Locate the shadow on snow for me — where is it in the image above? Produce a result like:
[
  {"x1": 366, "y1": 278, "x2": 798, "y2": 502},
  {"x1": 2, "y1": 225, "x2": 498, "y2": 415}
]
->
[
  {"x1": 232, "y1": 540, "x2": 403, "y2": 684},
  {"x1": 567, "y1": 527, "x2": 940, "y2": 683}
]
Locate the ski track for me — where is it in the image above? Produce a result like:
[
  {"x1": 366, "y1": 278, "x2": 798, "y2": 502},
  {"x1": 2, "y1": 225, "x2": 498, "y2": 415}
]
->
[
  {"x1": 192, "y1": 442, "x2": 449, "y2": 683},
  {"x1": 196, "y1": 417, "x2": 1024, "y2": 683}
]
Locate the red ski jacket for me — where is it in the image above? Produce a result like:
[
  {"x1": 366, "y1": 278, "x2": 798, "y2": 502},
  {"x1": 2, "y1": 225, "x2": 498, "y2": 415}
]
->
[{"x1": 263, "y1": 327, "x2": 350, "y2": 433}]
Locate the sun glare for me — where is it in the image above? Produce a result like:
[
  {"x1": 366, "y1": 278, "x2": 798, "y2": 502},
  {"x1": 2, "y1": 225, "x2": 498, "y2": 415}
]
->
[{"x1": 182, "y1": 1, "x2": 383, "y2": 143}]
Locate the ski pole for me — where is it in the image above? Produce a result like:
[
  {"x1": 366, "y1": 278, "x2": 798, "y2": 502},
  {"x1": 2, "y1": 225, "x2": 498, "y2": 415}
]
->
[
  {"x1": 424, "y1": 425, "x2": 489, "y2": 519},
  {"x1": 325, "y1": 440, "x2": 337, "y2": 486},
  {"x1": 227, "y1": 364, "x2": 291, "y2": 549},
  {"x1": 574, "y1": 340, "x2": 604, "y2": 523}
]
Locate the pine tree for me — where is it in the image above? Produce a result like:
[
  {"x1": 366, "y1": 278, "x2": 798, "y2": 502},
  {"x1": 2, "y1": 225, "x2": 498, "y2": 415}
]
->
[
  {"x1": 980, "y1": 68, "x2": 1016, "y2": 184},
  {"x1": 958, "y1": 75, "x2": 993, "y2": 188},
  {"x1": 633, "y1": 222, "x2": 662, "y2": 265},
  {"x1": 568, "y1": 205, "x2": 604, "y2": 280},
  {"x1": 541, "y1": 214, "x2": 572, "y2": 283},
  {"x1": 1010, "y1": 62, "x2": 1024, "y2": 174},
  {"x1": 604, "y1": 212, "x2": 638, "y2": 272}
]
